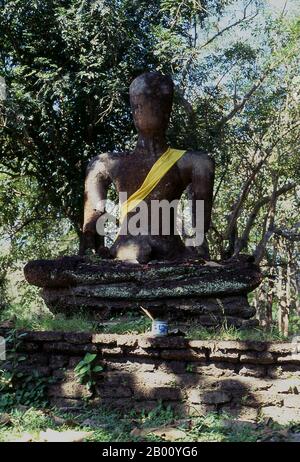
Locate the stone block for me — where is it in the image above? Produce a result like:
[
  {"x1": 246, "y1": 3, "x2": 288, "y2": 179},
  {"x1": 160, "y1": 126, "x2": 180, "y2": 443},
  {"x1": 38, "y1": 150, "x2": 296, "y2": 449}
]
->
[
  {"x1": 95, "y1": 385, "x2": 132, "y2": 398},
  {"x1": 268, "y1": 365, "x2": 300, "y2": 379},
  {"x1": 277, "y1": 354, "x2": 300, "y2": 364},
  {"x1": 160, "y1": 349, "x2": 206, "y2": 361},
  {"x1": 267, "y1": 343, "x2": 294, "y2": 354},
  {"x1": 283, "y1": 395, "x2": 300, "y2": 408},
  {"x1": 64, "y1": 332, "x2": 92, "y2": 344},
  {"x1": 240, "y1": 352, "x2": 274, "y2": 364},
  {"x1": 271, "y1": 378, "x2": 300, "y2": 394},
  {"x1": 209, "y1": 351, "x2": 239, "y2": 362},
  {"x1": 116, "y1": 336, "x2": 139, "y2": 347},
  {"x1": 195, "y1": 363, "x2": 236, "y2": 377},
  {"x1": 49, "y1": 355, "x2": 69, "y2": 368},
  {"x1": 157, "y1": 360, "x2": 187, "y2": 374},
  {"x1": 128, "y1": 347, "x2": 160, "y2": 358},
  {"x1": 103, "y1": 372, "x2": 131, "y2": 387},
  {"x1": 261, "y1": 406, "x2": 300, "y2": 425},
  {"x1": 43, "y1": 342, "x2": 97, "y2": 354},
  {"x1": 48, "y1": 381, "x2": 91, "y2": 399},
  {"x1": 139, "y1": 336, "x2": 188, "y2": 349},
  {"x1": 137, "y1": 386, "x2": 183, "y2": 401},
  {"x1": 91, "y1": 334, "x2": 117, "y2": 346},
  {"x1": 188, "y1": 340, "x2": 214, "y2": 350},
  {"x1": 217, "y1": 376, "x2": 272, "y2": 392},
  {"x1": 22, "y1": 331, "x2": 63, "y2": 342},
  {"x1": 238, "y1": 365, "x2": 266, "y2": 378},
  {"x1": 209, "y1": 340, "x2": 266, "y2": 352},
  {"x1": 241, "y1": 391, "x2": 284, "y2": 407},
  {"x1": 131, "y1": 370, "x2": 179, "y2": 388},
  {"x1": 104, "y1": 359, "x2": 156, "y2": 373},
  {"x1": 188, "y1": 389, "x2": 231, "y2": 404},
  {"x1": 102, "y1": 347, "x2": 123, "y2": 356}
]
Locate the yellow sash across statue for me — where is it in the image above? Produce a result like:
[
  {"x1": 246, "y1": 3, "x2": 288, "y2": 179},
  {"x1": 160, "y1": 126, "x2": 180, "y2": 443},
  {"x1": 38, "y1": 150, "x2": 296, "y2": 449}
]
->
[{"x1": 119, "y1": 147, "x2": 186, "y2": 225}]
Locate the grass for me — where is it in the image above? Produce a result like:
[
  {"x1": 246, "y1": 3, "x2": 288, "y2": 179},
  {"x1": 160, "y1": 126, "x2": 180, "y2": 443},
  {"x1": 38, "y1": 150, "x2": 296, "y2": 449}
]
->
[
  {"x1": 101, "y1": 316, "x2": 151, "y2": 334},
  {"x1": 0, "y1": 302, "x2": 100, "y2": 332},
  {"x1": 0, "y1": 405, "x2": 297, "y2": 443},
  {"x1": 186, "y1": 324, "x2": 288, "y2": 342},
  {"x1": 0, "y1": 302, "x2": 294, "y2": 341},
  {"x1": 0, "y1": 303, "x2": 152, "y2": 334},
  {"x1": 0, "y1": 405, "x2": 175, "y2": 443}
]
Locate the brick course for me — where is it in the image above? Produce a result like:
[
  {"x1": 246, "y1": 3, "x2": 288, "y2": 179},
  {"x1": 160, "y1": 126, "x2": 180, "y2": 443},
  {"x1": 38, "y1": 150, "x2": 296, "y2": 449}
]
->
[{"x1": 1, "y1": 328, "x2": 299, "y2": 424}]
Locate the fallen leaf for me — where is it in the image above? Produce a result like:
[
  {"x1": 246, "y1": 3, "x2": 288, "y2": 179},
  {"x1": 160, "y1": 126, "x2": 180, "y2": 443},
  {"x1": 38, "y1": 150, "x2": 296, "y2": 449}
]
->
[
  {"x1": 0, "y1": 413, "x2": 12, "y2": 426},
  {"x1": 205, "y1": 261, "x2": 223, "y2": 267},
  {"x1": 220, "y1": 419, "x2": 257, "y2": 430},
  {"x1": 82, "y1": 418, "x2": 110, "y2": 429},
  {"x1": 130, "y1": 426, "x2": 186, "y2": 441},
  {"x1": 130, "y1": 427, "x2": 143, "y2": 437},
  {"x1": 51, "y1": 416, "x2": 78, "y2": 428},
  {"x1": 173, "y1": 419, "x2": 192, "y2": 429},
  {"x1": 150, "y1": 427, "x2": 187, "y2": 441},
  {"x1": 39, "y1": 428, "x2": 93, "y2": 442}
]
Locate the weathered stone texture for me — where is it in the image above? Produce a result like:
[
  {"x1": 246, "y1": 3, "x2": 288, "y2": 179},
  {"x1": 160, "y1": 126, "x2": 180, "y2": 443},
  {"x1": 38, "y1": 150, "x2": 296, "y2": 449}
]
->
[
  {"x1": 23, "y1": 257, "x2": 261, "y2": 327},
  {"x1": 1, "y1": 326, "x2": 300, "y2": 424},
  {"x1": 238, "y1": 365, "x2": 266, "y2": 378}
]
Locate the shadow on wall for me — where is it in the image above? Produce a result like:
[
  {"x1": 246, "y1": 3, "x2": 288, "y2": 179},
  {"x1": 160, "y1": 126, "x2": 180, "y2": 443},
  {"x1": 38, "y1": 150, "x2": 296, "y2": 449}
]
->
[{"x1": 47, "y1": 335, "x2": 262, "y2": 422}]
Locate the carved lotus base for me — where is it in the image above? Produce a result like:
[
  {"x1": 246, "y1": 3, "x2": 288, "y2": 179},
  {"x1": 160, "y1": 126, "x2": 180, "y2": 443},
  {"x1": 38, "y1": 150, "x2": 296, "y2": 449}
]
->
[{"x1": 24, "y1": 255, "x2": 262, "y2": 328}]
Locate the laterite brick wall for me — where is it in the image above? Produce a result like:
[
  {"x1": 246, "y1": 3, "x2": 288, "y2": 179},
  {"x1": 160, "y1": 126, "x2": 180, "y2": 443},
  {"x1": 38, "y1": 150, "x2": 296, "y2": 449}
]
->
[{"x1": 1, "y1": 328, "x2": 300, "y2": 424}]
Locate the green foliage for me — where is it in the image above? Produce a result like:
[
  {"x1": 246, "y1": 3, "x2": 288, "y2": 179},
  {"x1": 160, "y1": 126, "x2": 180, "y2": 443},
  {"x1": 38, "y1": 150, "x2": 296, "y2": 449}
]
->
[
  {"x1": 0, "y1": 0, "x2": 170, "y2": 230},
  {"x1": 74, "y1": 353, "x2": 103, "y2": 393},
  {"x1": 186, "y1": 363, "x2": 194, "y2": 373},
  {"x1": 0, "y1": 1, "x2": 299, "y2": 333},
  {"x1": 133, "y1": 401, "x2": 176, "y2": 428},
  {"x1": 188, "y1": 412, "x2": 260, "y2": 442},
  {"x1": 0, "y1": 329, "x2": 54, "y2": 411}
]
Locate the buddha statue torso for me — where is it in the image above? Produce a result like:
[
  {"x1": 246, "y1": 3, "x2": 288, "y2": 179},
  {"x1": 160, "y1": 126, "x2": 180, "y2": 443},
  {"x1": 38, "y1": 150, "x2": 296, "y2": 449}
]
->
[{"x1": 80, "y1": 72, "x2": 215, "y2": 263}]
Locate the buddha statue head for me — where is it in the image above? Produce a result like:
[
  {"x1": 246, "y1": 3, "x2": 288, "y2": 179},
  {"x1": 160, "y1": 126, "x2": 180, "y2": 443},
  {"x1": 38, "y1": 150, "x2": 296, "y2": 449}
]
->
[{"x1": 129, "y1": 72, "x2": 174, "y2": 135}]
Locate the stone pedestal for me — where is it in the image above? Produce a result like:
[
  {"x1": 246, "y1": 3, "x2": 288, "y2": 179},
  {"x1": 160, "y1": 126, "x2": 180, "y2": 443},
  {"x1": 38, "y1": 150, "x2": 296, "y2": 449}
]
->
[{"x1": 24, "y1": 255, "x2": 262, "y2": 328}]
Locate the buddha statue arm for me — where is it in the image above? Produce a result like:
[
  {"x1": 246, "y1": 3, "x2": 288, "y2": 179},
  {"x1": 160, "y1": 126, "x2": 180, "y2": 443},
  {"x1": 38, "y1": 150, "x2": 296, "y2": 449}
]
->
[
  {"x1": 80, "y1": 155, "x2": 112, "y2": 255},
  {"x1": 190, "y1": 153, "x2": 215, "y2": 257}
]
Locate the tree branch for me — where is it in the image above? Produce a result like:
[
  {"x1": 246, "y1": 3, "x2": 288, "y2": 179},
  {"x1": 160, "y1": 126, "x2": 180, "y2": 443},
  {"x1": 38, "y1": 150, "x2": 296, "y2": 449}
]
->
[
  {"x1": 218, "y1": 71, "x2": 269, "y2": 127},
  {"x1": 225, "y1": 157, "x2": 265, "y2": 239},
  {"x1": 234, "y1": 182, "x2": 296, "y2": 255},
  {"x1": 198, "y1": 1, "x2": 258, "y2": 51},
  {"x1": 254, "y1": 175, "x2": 279, "y2": 263}
]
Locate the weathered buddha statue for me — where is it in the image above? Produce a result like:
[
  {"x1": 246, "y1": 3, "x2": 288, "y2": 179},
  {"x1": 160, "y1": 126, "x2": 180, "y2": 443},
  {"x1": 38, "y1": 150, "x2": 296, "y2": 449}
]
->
[
  {"x1": 80, "y1": 72, "x2": 214, "y2": 263},
  {"x1": 24, "y1": 72, "x2": 261, "y2": 326}
]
